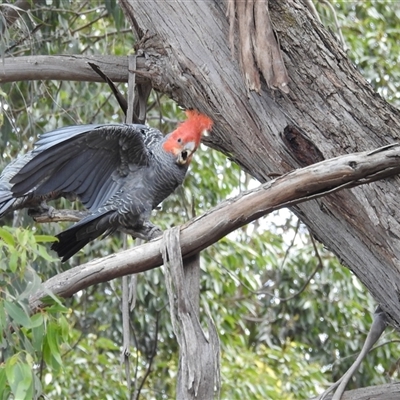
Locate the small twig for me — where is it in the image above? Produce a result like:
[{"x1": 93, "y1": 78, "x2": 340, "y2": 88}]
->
[
  {"x1": 304, "y1": 0, "x2": 321, "y2": 22},
  {"x1": 331, "y1": 338, "x2": 400, "y2": 367},
  {"x1": 133, "y1": 310, "x2": 160, "y2": 400},
  {"x1": 89, "y1": 90, "x2": 118, "y2": 123},
  {"x1": 86, "y1": 28, "x2": 132, "y2": 40},
  {"x1": 121, "y1": 234, "x2": 131, "y2": 393},
  {"x1": 257, "y1": 245, "x2": 322, "y2": 303},
  {"x1": 279, "y1": 218, "x2": 301, "y2": 271},
  {"x1": 318, "y1": 307, "x2": 388, "y2": 400},
  {"x1": 129, "y1": 317, "x2": 140, "y2": 398},
  {"x1": 370, "y1": 339, "x2": 400, "y2": 353},
  {"x1": 62, "y1": 332, "x2": 84, "y2": 358},
  {"x1": 318, "y1": 0, "x2": 348, "y2": 51},
  {"x1": 36, "y1": 6, "x2": 104, "y2": 16},
  {"x1": 217, "y1": 248, "x2": 321, "y2": 305},
  {"x1": 121, "y1": 273, "x2": 131, "y2": 393},
  {"x1": 39, "y1": 354, "x2": 45, "y2": 383},
  {"x1": 32, "y1": 209, "x2": 89, "y2": 223},
  {"x1": 88, "y1": 62, "x2": 128, "y2": 116},
  {"x1": 277, "y1": 256, "x2": 322, "y2": 302},
  {"x1": 215, "y1": 225, "x2": 322, "y2": 304},
  {"x1": 65, "y1": 0, "x2": 91, "y2": 28},
  {"x1": 70, "y1": 10, "x2": 108, "y2": 35},
  {"x1": 5, "y1": 22, "x2": 44, "y2": 54}
]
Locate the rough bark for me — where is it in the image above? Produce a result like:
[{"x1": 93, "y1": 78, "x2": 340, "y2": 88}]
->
[{"x1": 116, "y1": 0, "x2": 400, "y2": 329}]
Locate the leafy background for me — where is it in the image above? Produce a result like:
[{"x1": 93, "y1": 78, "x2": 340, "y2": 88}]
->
[{"x1": 0, "y1": 1, "x2": 399, "y2": 399}]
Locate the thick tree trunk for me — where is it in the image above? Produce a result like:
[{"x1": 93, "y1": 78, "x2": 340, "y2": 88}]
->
[{"x1": 118, "y1": 0, "x2": 400, "y2": 328}]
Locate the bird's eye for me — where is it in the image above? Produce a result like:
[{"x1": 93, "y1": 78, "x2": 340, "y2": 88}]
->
[{"x1": 177, "y1": 138, "x2": 182, "y2": 143}]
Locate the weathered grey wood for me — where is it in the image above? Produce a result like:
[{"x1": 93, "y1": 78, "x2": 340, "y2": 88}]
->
[
  {"x1": 310, "y1": 382, "x2": 400, "y2": 400},
  {"x1": 161, "y1": 228, "x2": 220, "y2": 399},
  {"x1": 29, "y1": 145, "x2": 400, "y2": 310},
  {"x1": 316, "y1": 307, "x2": 388, "y2": 400},
  {"x1": 117, "y1": 0, "x2": 400, "y2": 329},
  {"x1": 0, "y1": 55, "x2": 137, "y2": 83}
]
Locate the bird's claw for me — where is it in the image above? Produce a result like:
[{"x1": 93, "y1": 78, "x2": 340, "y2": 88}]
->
[
  {"x1": 146, "y1": 224, "x2": 163, "y2": 240},
  {"x1": 121, "y1": 222, "x2": 163, "y2": 241},
  {"x1": 28, "y1": 202, "x2": 56, "y2": 219}
]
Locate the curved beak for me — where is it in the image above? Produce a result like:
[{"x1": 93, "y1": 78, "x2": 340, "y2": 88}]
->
[{"x1": 177, "y1": 141, "x2": 196, "y2": 165}]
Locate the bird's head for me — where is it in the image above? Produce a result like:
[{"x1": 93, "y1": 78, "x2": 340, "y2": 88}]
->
[{"x1": 163, "y1": 110, "x2": 213, "y2": 165}]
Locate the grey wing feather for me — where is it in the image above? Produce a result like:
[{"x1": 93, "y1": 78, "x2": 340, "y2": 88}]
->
[
  {"x1": 10, "y1": 123, "x2": 161, "y2": 211},
  {"x1": 0, "y1": 153, "x2": 35, "y2": 216},
  {"x1": 0, "y1": 153, "x2": 33, "y2": 200}
]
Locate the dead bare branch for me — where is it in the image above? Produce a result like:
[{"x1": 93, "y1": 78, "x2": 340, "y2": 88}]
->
[
  {"x1": 310, "y1": 382, "x2": 400, "y2": 400},
  {"x1": 161, "y1": 228, "x2": 220, "y2": 398},
  {"x1": 29, "y1": 144, "x2": 400, "y2": 311},
  {"x1": 0, "y1": 55, "x2": 137, "y2": 84},
  {"x1": 88, "y1": 62, "x2": 128, "y2": 116},
  {"x1": 32, "y1": 209, "x2": 89, "y2": 223}
]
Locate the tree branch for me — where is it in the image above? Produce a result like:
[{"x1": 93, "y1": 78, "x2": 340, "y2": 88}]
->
[
  {"x1": 311, "y1": 382, "x2": 400, "y2": 400},
  {"x1": 0, "y1": 55, "x2": 143, "y2": 83},
  {"x1": 29, "y1": 144, "x2": 400, "y2": 311},
  {"x1": 32, "y1": 209, "x2": 89, "y2": 223}
]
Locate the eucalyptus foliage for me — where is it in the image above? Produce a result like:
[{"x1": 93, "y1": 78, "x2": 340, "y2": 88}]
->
[{"x1": 0, "y1": 1, "x2": 399, "y2": 399}]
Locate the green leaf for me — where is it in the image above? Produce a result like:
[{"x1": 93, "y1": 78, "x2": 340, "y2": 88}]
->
[
  {"x1": 44, "y1": 322, "x2": 63, "y2": 369},
  {"x1": 29, "y1": 313, "x2": 44, "y2": 329},
  {"x1": 31, "y1": 320, "x2": 45, "y2": 353},
  {"x1": 96, "y1": 337, "x2": 119, "y2": 351},
  {"x1": 0, "y1": 368, "x2": 7, "y2": 395},
  {"x1": 9, "y1": 252, "x2": 19, "y2": 273},
  {"x1": 4, "y1": 301, "x2": 31, "y2": 328},
  {"x1": 34, "y1": 234, "x2": 57, "y2": 243},
  {"x1": 0, "y1": 227, "x2": 15, "y2": 247},
  {"x1": 6, "y1": 360, "x2": 33, "y2": 400},
  {"x1": 38, "y1": 244, "x2": 56, "y2": 262},
  {"x1": 0, "y1": 302, "x2": 6, "y2": 333}
]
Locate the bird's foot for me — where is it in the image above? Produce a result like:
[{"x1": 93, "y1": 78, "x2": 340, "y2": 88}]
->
[
  {"x1": 28, "y1": 201, "x2": 56, "y2": 219},
  {"x1": 121, "y1": 222, "x2": 163, "y2": 241}
]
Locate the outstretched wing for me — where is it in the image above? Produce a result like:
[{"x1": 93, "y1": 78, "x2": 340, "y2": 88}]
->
[
  {"x1": 0, "y1": 152, "x2": 37, "y2": 216},
  {"x1": 10, "y1": 123, "x2": 164, "y2": 211}
]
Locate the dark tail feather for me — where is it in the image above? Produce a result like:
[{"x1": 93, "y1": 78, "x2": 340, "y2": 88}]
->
[{"x1": 51, "y1": 211, "x2": 114, "y2": 262}]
